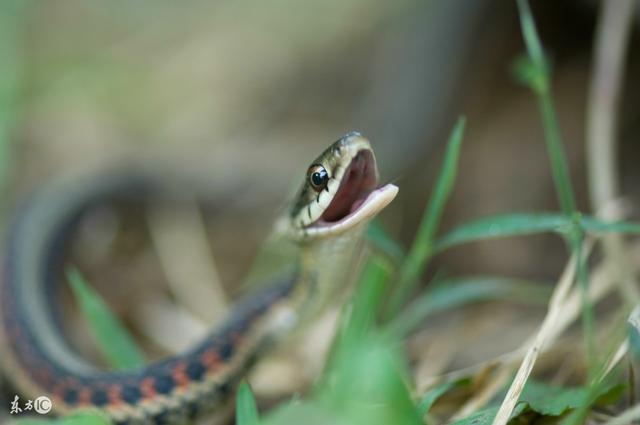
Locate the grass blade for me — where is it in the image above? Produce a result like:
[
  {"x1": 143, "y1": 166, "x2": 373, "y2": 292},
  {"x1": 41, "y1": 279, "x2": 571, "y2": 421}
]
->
[
  {"x1": 580, "y1": 216, "x2": 640, "y2": 234},
  {"x1": 236, "y1": 381, "x2": 260, "y2": 425},
  {"x1": 347, "y1": 256, "x2": 393, "y2": 335},
  {"x1": 67, "y1": 268, "x2": 145, "y2": 370},
  {"x1": 387, "y1": 276, "x2": 549, "y2": 337},
  {"x1": 418, "y1": 379, "x2": 469, "y2": 417},
  {"x1": 515, "y1": 0, "x2": 601, "y2": 378},
  {"x1": 387, "y1": 116, "x2": 466, "y2": 316},
  {"x1": 322, "y1": 255, "x2": 393, "y2": 383},
  {"x1": 315, "y1": 254, "x2": 421, "y2": 425},
  {"x1": 435, "y1": 213, "x2": 569, "y2": 251},
  {"x1": 435, "y1": 213, "x2": 640, "y2": 252},
  {"x1": 366, "y1": 220, "x2": 405, "y2": 263},
  {"x1": 515, "y1": 0, "x2": 575, "y2": 215}
]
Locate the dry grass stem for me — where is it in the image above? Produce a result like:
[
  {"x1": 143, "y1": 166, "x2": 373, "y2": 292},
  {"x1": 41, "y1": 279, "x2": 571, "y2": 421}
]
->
[
  {"x1": 418, "y1": 236, "x2": 627, "y2": 400},
  {"x1": 491, "y1": 247, "x2": 580, "y2": 425},
  {"x1": 600, "y1": 340, "x2": 629, "y2": 382},
  {"x1": 135, "y1": 295, "x2": 209, "y2": 353},
  {"x1": 452, "y1": 367, "x2": 513, "y2": 420},
  {"x1": 148, "y1": 202, "x2": 229, "y2": 324},
  {"x1": 586, "y1": 0, "x2": 639, "y2": 303}
]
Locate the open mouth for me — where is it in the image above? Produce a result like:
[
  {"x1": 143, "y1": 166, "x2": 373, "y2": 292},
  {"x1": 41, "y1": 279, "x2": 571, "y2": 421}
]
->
[
  {"x1": 311, "y1": 150, "x2": 397, "y2": 230},
  {"x1": 321, "y1": 150, "x2": 377, "y2": 222}
]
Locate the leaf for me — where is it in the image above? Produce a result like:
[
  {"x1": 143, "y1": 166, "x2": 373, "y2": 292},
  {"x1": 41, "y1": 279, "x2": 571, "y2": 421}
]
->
[
  {"x1": 366, "y1": 220, "x2": 405, "y2": 263},
  {"x1": 511, "y1": 55, "x2": 546, "y2": 93},
  {"x1": 521, "y1": 381, "x2": 623, "y2": 417},
  {"x1": 67, "y1": 268, "x2": 145, "y2": 369},
  {"x1": 451, "y1": 381, "x2": 624, "y2": 425},
  {"x1": 265, "y1": 401, "x2": 344, "y2": 425},
  {"x1": 418, "y1": 378, "x2": 470, "y2": 417},
  {"x1": 435, "y1": 213, "x2": 569, "y2": 251},
  {"x1": 558, "y1": 381, "x2": 625, "y2": 425},
  {"x1": 435, "y1": 213, "x2": 640, "y2": 251},
  {"x1": 449, "y1": 404, "x2": 528, "y2": 425},
  {"x1": 387, "y1": 276, "x2": 550, "y2": 337},
  {"x1": 236, "y1": 381, "x2": 260, "y2": 425},
  {"x1": 323, "y1": 332, "x2": 423, "y2": 425},
  {"x1": 314, "y1": 256, "x2": 422, "y2": 425},
  {"x1": 520, "y1": 381, "x2": 589, "y2": 416},
  {"x1": 345, "y1": 256, "x2": 393, "y2": 336},
  {"x1": 57, "y1": 412, "x2": 111, "y2": 425}
]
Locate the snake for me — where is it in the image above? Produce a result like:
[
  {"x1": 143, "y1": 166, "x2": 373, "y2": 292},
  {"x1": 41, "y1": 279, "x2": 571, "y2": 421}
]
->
[{"x1": 0, "y1": 132, "x2": 398, "y2": 424}]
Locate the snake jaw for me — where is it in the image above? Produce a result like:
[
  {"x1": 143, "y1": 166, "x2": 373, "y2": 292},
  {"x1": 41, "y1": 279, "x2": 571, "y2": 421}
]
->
[
  {"x1": 286, "y1": 133, "x2": 398, "y2": 240},
  {"x1": 320, "y1": 149, "x2": 378, "y2": 222},
  {"x1": 309, "y1": 183, "x2": 398, "y2": 237}
]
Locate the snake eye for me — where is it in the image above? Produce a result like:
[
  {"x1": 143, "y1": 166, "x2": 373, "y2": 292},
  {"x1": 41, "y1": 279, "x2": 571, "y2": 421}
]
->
[{"x1": 307, "y1": 164, "x2": 329, "y2": 192}]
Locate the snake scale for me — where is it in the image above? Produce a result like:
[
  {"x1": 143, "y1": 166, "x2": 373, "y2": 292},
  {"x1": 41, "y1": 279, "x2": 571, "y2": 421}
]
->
[{"x1": 0, "y1": 133, "x2": 398, "y2": 424}]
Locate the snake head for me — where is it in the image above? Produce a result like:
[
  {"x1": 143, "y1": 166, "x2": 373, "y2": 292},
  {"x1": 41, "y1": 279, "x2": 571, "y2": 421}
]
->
[{"x1": 281, "y1": 132, "x2": 398, "y2": 241}]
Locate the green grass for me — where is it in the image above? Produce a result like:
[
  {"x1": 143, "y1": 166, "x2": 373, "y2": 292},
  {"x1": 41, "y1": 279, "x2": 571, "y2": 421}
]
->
[
  {"x1": 237, "y1": 381, "x2": 261, "y2": 425},
  {"x1": 514, "y1": 0, "x2": 595, "y2": 383},
  {"x1": 435, "y1": 213, "x2": 640, "y2": 252},
  {"x1": 234, "y1": 1, "x2": 638, "y2": 422},
  {"x1": 387, "y1": 116, "x2": 466, "y2": 317},
  {"x1": 9, "y1": 412, "x2": 111, "y2": 425},
  {"x1": 8, "y1": 0, "x2": 640, "y2": 424},
  {"x1": 386, "y1": 276, "x2": 550, "y2": 338},
  {"x1": 44, "y1": 103, "x2": 638, "y2": 424},
  {"x1": 66, "y1": 268, "x2": 146, "y2": 370}
]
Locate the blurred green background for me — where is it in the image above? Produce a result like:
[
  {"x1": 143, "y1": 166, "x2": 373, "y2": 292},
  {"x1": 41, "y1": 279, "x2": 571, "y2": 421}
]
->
[
  {"x1": 3, "y1": 0, "x2": 639, "y2": 280},
  {"x1": 2, "y1": 1, "x2": 640, "y2": 423}
]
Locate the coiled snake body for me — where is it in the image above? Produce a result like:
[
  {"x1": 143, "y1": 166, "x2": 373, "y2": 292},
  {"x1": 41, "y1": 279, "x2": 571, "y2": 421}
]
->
[{"x1": 0, "y1": 133, "x2": 398, "y2": 424}]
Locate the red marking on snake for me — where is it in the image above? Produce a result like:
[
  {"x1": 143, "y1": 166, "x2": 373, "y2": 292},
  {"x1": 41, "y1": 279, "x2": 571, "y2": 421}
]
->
[
  {"x1": 140, "y1": 378, "x2": 157, "y2": 399},
  {"x1": 231, "y1": 331, "x2": 244, "y2": 346},
  {"x1": 172, "y1": 362, "x2": 189, "y2": 388},
  {"x1": 108, "y1": 384, "x2": 123, "y2": 405},
  {"x1": 79, "y1": 387, "x2": 93, "y2": 406},
  {"x1": 52, "y1": 384, "x2": 65, "y2": 402},
  {"x1": 35, "y1": 368, "x2": 53, "y2": 386},
  {"x1": 201, "y1": 349, "x2": 221, "y2": 370}
]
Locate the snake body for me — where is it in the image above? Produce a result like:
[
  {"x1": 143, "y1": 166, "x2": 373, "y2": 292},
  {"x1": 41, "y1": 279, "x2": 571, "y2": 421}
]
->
[{"x1": 0, "y1": 133, "x2": 398, "y2": 424}]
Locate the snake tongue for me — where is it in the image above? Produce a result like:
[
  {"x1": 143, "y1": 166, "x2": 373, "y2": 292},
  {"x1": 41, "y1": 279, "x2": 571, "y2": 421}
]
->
[{"x1": 321, "y1": 150, "x2": 377, "y2": 222}]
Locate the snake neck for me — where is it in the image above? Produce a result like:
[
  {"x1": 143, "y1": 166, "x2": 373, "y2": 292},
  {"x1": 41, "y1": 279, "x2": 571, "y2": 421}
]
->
[{"x1": 291, "y1": 223, "x2": 368, "y2": 322}]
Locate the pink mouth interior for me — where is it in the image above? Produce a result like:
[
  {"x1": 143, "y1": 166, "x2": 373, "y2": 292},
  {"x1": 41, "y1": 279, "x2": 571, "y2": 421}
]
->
[{"x1": 320, "y1": 150, "x2": 377, "y2": 223}]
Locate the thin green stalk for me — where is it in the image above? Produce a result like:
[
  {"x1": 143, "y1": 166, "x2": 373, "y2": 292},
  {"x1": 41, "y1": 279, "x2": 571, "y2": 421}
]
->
[
  {"x1": 537, "y1": 93, "x2": 576, "y2": 215},
  {"x1": 386, "y1": 117, "x2": 466, "y2": 317},
  {"x1": 570, "y1": 227, "x2": 596, "y2": 377},
  {"x1": 516, "y1": 0, "x2": 576, "y2": 216},
  {"x1": 516, "y1": 0, "x2": 595, "y2": 377}
]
